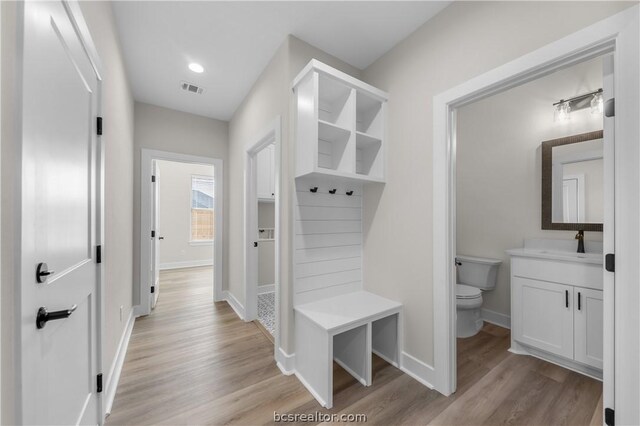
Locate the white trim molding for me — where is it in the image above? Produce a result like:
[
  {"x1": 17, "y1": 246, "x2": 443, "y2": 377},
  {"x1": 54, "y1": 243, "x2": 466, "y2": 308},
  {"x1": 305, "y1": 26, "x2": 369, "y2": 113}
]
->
[
  {"x1": 224, "y1": 290, "x2": 245, "y2": 320},
  {"x1": 481, "y1": 308, "x2": 511, "y2": 330},
  {"x1": 432, "y1": 7, "x2": 639, "y2": 422},
  {"x1": 159, "y1": 260, "x2": 213, "y2": 271},
  {"x1": 400, "y1": 352, "x2": 435, "y2": 389},
  {"x1": 276, "y1": 347, "x2": 295, "y2": 376},
  {"x1": 104, "y1": 310, "x2": 135, "y2": 417}
]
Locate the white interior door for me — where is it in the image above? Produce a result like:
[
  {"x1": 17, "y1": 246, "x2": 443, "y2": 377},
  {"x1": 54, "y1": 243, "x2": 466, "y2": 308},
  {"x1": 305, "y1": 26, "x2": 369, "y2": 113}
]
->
[
  {"x1": 151, "y1": 161, "x2": 160, "y2": 308},
  {"x1": 562, "y1": 178, "x2": 579, "y2": 222},
  {"x1": 20, "y1": 1, "x2": 101, "y2": 424}
]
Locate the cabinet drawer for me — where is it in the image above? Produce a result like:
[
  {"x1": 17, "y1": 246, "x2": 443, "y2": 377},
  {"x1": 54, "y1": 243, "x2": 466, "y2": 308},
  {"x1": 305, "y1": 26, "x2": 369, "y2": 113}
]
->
[{"x1": 511, "y1": 257, "x2": 602, "y2": 290}]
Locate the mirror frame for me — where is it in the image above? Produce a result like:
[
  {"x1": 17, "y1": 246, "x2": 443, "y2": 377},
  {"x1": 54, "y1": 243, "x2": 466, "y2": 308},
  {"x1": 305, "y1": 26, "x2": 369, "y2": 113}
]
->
[{"x1": 541, "y1": 129, "x2": 604, "y2": 231}]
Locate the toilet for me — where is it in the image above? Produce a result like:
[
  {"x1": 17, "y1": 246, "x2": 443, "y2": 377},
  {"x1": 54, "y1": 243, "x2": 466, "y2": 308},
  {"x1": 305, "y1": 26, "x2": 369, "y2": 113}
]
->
[{"x1": 456, "y1": 255, "x2": 502, "y2": 338}]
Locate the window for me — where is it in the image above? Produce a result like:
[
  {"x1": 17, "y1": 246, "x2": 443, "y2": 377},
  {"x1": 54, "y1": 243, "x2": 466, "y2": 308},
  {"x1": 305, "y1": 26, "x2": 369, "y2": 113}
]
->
[{"x1": 191, "y1": 176, "x2": 214, "y2": 241}]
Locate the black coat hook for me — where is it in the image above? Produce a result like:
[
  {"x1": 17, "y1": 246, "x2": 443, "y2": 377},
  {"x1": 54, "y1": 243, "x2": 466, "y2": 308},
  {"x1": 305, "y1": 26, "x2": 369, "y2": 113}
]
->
[
  {"x1": 329, "y1": 189, "x2": 337, "y2": 194},
  {"x1": 346, "y1": 190, "x2": 353, "y2": 196},
  {"x1": 310, "y1": 187, "x2": 318, "y2": 193}
]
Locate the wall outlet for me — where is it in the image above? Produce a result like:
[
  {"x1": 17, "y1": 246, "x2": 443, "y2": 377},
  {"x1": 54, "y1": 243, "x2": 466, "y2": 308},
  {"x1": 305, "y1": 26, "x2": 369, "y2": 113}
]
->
[{"x1": 120, "y1": 305, "x2": 124, "y2": 322}]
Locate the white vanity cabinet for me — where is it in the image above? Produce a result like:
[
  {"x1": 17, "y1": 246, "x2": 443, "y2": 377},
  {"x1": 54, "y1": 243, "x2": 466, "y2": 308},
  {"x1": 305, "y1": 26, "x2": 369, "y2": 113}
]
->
[
  {"x1": 257, "y1": 144, "x2": 275, "y2": 200},
  {"x1": 508, "y1": 250, "x2": 603, "y2": 378}
]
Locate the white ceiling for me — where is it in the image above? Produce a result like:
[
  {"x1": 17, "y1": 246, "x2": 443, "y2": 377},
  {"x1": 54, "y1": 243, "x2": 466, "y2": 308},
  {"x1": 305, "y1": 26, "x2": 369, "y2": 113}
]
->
[{"x1": 112, "y1": 1, "x2": 451, "y2": 121}]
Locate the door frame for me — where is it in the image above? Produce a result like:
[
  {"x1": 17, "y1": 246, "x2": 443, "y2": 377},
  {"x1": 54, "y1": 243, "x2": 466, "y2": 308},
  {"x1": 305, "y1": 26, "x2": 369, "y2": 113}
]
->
[
  {"x1": 10, "y1": 1, "x2": 106, "y2": 423},
  {"x1": 432, "y1": 5, "x2": 639, "y2": 423},
  {"x1": 139, "y1": 149, "x2": 223, "y2": 316},
  {"x1": 243, "y1": 117, "x2": 281, "y2": 345}
]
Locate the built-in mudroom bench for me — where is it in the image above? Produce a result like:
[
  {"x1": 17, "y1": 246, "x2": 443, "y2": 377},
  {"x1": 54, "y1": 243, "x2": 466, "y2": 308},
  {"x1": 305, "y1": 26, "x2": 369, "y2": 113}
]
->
[{"x1": 292, "y1": 60, "x2": 402, "y2": 407}]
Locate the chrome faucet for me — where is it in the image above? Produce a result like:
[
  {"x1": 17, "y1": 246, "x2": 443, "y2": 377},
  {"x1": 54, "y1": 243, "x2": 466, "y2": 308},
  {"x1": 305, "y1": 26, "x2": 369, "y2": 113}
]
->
[{"x1": 575, "y1": 230, "x2": 585, "y2": 253}]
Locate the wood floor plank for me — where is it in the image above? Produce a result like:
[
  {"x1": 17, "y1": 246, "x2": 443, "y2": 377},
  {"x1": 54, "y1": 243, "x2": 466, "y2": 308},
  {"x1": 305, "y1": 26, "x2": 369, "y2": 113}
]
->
[{"x1": 107, "y1": 267, "x2": 602, "y2": 425}]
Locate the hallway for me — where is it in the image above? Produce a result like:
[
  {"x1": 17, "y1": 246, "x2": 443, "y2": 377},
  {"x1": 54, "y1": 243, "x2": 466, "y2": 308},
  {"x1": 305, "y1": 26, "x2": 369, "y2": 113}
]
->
[{"x1": 106, "y1": 266, "x2": 603, "y2": 425}]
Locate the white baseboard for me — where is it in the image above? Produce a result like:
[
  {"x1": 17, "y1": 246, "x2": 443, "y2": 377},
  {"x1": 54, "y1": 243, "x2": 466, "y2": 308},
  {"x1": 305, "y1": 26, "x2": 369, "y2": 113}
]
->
[
  {"x1": 400, "y1": 351, "x2": 435, "y2": 389},
  {"x1": 481, "y1": 308, "x2": 511, "y2": 329},
  {"x1": 224, "y1": 290, "x2": 245, "y2": 320},
  {"x1": 159, "y1": 259, "x2": 213, "y2": 270},
  {"x1": 275, "y1": 347, "x2": 295, "y2": 375},
  {"x1": 258, "y1": 284, "x2": 275, "y2": 294},
  {"x1": 105, "y1": 309, "x2": 135, "y2": 416}
]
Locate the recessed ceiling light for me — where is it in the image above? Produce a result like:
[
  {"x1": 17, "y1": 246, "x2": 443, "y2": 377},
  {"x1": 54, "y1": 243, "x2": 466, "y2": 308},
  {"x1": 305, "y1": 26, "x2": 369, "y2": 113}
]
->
[{"x1": 188, "y1": 63, "x2": 204, "y2": 73}]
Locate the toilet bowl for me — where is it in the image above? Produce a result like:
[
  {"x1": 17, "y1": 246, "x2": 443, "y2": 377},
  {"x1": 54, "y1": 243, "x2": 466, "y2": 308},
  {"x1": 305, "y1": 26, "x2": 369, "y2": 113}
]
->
[
  {"x1": 456, "y1": 284, "x2": 483, "y2": 338},
  {"x1": 455, "y1": 255, "x2": 502, "y2": 338}
]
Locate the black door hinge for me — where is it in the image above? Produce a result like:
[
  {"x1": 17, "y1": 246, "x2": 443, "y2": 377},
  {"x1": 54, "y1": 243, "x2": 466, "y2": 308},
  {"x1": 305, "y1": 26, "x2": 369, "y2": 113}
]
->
[
  {"x1": 151, "y1": 230, "x2": 156, "y2": 238},
  {"x1": 151, "y1": 175, "x2": 156, "y2": 183},
  {"x1": 97, "y1": 117, "x2": 103, "y2": 136},
  {"x1": 97, "y1": 373, "x2": 103, "y2": 393},
  {"x1": 96, "y1": 245, "x2": 102, "y2": 264},
  {"x1": 605, "y1": 407, "x2": 614, "y2": 426},
  {"x1": 605, "y1": 253, "x2": 615, "y2": 272},
  {"x1": 604, "y1": 98, "x2": 615, "y2": 117},
  {"x1": 151, "y1": 286, "x2": 155, "y2": 294}
]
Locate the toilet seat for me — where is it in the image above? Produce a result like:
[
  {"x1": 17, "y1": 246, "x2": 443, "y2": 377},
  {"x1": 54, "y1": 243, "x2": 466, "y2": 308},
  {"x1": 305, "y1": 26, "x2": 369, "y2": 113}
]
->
[{"x1": 456, "y1": 284, "x2": 481, "y2": 299}]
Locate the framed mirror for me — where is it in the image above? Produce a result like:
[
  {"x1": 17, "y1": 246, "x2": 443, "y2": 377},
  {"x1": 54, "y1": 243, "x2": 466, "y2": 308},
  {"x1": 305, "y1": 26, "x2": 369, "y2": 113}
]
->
[{"x1": 541, "y1": 130, "x2": 603, "y2": 231}]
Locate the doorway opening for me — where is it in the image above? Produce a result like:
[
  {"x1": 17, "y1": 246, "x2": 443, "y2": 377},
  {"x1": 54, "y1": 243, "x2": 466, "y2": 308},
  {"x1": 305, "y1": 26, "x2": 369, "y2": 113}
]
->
[
  {"x1": 244, "y1": 118, "x2": 281, "y2": 349},
  {"x1": 139, "y1": 150, "x2": 223, "y2": 317},
  {"x1": 450, "y1": 54, "x2": 608, "y2": 422},
  {"x1": 150, "y1": 160, "x2": 216, "y2": 310},
  {"x1": 431, "y1": 10, "x2": 640, "y2": 419}
]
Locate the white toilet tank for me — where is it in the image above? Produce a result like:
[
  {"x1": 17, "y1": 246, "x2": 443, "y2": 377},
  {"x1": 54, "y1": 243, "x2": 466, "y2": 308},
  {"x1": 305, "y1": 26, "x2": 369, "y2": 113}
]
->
[{"x1": 456, "y1": 255, "x2": 502, "y2": 290}]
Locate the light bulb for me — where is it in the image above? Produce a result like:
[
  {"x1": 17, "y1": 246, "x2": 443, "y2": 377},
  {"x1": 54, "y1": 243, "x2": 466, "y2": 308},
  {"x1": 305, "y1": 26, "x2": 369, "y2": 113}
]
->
[
  {"x1": 554, "y1": 101, "x2": 571, "y2": 121},
  {"x1": 591, "y1": 92, "x2": 603, "y2": 114},
  {"x1": 188, "y1": 63, "x2": 204, "y2": 73}
]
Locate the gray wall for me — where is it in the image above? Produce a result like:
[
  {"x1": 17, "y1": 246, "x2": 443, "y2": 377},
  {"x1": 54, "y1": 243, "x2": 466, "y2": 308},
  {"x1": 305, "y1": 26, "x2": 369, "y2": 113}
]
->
[
  {"x1": 360, "y1": 1, "x2": 631, "y2": 366},
  {"x1": 133, "y1": 102, "x2": 228, "y2": 305},
  {"x1": 228, "y1": 35, "x2": 361, "y2": 353},
  {"x1": 156, "y1": 160, "x2": 215, "y2": 268},
  {"x1": 456, "y1": 57, "x2": 604, "y2": 319}
]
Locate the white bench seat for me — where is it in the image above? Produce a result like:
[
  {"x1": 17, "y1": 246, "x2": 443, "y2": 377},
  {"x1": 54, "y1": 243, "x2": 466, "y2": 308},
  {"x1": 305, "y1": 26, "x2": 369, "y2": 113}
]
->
[{"x1": 294, "y1": 290, "x2": 402, "y2": 408}]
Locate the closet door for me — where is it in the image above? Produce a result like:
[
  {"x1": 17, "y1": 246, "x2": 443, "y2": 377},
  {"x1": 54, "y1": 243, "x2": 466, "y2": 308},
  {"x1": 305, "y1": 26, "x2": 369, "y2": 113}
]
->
[
  {"x1": 512, "y1": 277, "x2": 574, "y2": 359},
  {"x1": 574, "y1": 287, "x2": 603, "y2": 369}
]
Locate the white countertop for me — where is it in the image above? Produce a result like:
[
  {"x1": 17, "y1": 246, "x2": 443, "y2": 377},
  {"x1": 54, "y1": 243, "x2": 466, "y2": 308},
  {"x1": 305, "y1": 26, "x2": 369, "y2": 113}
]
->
[{"x1": 506, "y1": 248, "x2": 603, "y2": 265}]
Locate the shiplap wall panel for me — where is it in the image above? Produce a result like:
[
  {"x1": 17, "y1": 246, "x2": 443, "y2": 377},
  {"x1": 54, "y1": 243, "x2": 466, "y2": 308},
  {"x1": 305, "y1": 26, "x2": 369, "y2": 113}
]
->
[{"x1": 294, "y1": 179, "x2": 363, "y2": 305}]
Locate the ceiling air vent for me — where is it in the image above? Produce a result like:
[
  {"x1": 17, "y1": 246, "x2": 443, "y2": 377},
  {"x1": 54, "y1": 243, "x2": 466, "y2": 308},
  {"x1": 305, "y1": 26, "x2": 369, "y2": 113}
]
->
[{"x1": 180, "y1": 81, "x2": 205, "y2": 95}]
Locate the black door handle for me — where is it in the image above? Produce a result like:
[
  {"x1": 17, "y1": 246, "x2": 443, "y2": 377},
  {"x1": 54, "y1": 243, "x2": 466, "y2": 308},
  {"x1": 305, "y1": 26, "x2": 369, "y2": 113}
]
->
[
  {"x1": 36, "y1": 305, "x2": 77, "y2": 329},
  {"x1": 159, "y1": 236, "x2": 164, "y2": 240},
  {"x1": 578, "y1": 292, "x2": 581, "y2": 311},
  {"x1": 565, "y1": 290, "x2": 569, "y2": 308},
  {"x1": 36, "y1": 262, "x2": 55, "y2": 283},
  {"x1": 253, "y1": 241, "x2": 258, "y2": 248}
]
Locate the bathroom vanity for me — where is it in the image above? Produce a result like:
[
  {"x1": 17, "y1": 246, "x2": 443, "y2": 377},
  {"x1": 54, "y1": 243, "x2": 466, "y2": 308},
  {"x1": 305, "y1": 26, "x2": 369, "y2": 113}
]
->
[{"x1": 507, "y1": 239, "x2": 603, "y2": 379}]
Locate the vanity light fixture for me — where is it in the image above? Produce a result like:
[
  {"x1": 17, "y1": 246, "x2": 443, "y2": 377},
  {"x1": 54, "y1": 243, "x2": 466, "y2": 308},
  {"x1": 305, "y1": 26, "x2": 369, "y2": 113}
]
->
[
  {"x1": 591, "y1": 90, "x2": 604, "y2": 114},
  {"x1": 553, "y1": 88, "x2": 603, "y2": 121}
]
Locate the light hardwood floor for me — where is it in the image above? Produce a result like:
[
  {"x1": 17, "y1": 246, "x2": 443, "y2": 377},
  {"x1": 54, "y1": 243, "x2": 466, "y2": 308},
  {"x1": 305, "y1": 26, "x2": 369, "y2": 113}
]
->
[{"x1": 107, "y1": 267, "x2": 602, "y2": 425}]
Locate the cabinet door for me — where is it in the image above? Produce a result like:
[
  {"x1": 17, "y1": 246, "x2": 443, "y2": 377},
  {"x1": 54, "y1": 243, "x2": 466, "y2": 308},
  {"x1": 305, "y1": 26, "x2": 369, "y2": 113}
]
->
[
  {"x1": 268, "y1": 144, "x2": 276, "y2": 198},
  {"x1": 256, "y1": 145, "x2": 273, "y2": 199},
  {"x1": 512, "y1": 277, "x2": 574, "y2": 359},
  {"x1": 574, "y1": 287, "x2": 603, "y2": 369}
]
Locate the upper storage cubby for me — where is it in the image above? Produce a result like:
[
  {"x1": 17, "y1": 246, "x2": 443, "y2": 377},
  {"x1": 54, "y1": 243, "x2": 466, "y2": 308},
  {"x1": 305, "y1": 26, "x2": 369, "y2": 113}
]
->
[{"x1": 293, "y1": 59, "x2": 387, "y2": 183}]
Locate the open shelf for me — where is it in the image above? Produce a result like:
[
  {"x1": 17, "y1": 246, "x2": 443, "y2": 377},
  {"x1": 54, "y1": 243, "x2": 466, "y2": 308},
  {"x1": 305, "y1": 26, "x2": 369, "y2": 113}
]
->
[
  {"x1": 356, "y1": 132, "x2": 382, "y2": 177},
  {"x1": 318, "y1": 120, "x2": 352, "y2": 172},
  {"x1": 319, "y1": 75, "x2": 353, "y2": 129},
  {"x1": 356, "y1": 91, "x2": 383, "y2": 138},
  {"x1": 293, "y1": 60, "x2": 386, "y2": 183}
]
